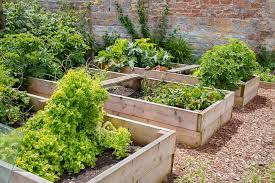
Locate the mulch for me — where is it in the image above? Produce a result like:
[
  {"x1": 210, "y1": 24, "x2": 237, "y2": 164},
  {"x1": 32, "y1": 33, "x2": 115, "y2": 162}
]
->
[{"x1": 169, "y1": 88, "x2": 275, "y2": 182}]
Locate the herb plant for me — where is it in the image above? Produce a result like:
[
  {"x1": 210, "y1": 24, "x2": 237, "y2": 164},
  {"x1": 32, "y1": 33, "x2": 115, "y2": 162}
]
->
[
  {"x1": 198, "y1": 39, "x2": 259, "y2": 90},
  {"x1": 141, "y1": 80, "x2": 225, "y2": 111},
  {"x1": 16, "y1": 69, "x2": 131, "y2": 182}
]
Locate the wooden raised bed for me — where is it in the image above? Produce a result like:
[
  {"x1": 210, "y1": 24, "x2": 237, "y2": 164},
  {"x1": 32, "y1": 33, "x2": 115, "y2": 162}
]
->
[
  {"x1": 26, "y1": 75, "x2": 235, "y2": 147},
  {"x1": 1, "y1": 94, "x2": 176, "y2": 183},
  {"x1": 259, "y1": 81, "x2": 275, "y2": 90},
  {"x1": 122, "y1": 68, "x2": 260, "y2": 107}
]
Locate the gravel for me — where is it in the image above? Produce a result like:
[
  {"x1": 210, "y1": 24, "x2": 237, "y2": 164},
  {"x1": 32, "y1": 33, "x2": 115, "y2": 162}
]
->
[{"x1": 169, "y1": 88, "x2": 275, "y2": 182}]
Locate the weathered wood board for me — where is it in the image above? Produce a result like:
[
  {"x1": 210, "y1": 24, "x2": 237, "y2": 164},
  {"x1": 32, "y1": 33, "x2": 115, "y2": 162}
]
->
[
  {"x1": 1, "y1": 95, "x2": 176, "y2": 183},
  {"x1": 259, "y1": 81, "x2": 275, "y2": 90},
  {"x1": 234, "y1": 76, "x2": 260, "y2": 107}
]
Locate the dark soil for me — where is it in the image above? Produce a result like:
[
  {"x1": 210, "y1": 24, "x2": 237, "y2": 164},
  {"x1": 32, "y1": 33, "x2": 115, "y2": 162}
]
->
[
  {"x1": 59, "y1": 144, "x2": 141, "y2": 183},
  {"x1": 108, "y1": 86, "x2": 143, "y2": 99}
]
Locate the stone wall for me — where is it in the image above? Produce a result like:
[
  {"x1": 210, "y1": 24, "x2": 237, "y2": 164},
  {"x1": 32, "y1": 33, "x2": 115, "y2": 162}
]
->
[{"x1": 40, "y1": 0, "x2": 275, "y2": 53}]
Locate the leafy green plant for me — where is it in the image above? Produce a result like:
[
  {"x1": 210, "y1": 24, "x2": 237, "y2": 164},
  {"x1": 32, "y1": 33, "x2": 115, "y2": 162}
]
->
[
  {"x1": 96, "y1": 38, "x2": 172, "y2": 71},
  {"x1": 0, "y1": 33, "x2": 62, "y2": 82},
  {"x1": 48, "y1": 26, "x2": 89, "y2": 72},
  {"x1": 256, "y1": 46, "x2": 275, "y2": 71},
  {"x1": 141, "y1": 80, "x2": 225, "y2": 111},
  {"x1": 137, "y1": 0, "x2": 150, "y2": 38},
  {"x1": 254, "y1": 68, "x2": 275, "y2": 83},
  {"x1": 163, "y1": 32, "x2": 193, "y2": 64},
  {"x1": 16, "y1": 69, "x2": 131, "y2": 182},
  {"x1": 115, "y1": 1, "x2": 139, "y2": 39},
  {"x1": 0, "y1": 64, "x2": 30, "y2": 126},
  {"x1": 198, "y1": 39, "x2": 259, "y2": 90}
]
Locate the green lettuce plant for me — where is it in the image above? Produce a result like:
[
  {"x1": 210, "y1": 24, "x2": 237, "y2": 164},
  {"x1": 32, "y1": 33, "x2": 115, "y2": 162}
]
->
[{"x1": 16, "y1": 69, "x2": 131, "y2": 182}]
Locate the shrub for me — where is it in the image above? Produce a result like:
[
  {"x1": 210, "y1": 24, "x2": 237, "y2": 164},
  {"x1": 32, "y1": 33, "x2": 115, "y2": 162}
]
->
[
  {"x1": 198, "y1": 39, "x2": 259, "y2": 90},
  {"x1": 256, "y1": 46, "x2": 275, "y2": 71},
  {"x1": 163, "y1": 34, "x2": 193, "y2": 64},
  {"x1": 254, "y1": 68, "x2": 275, "y2": 83},
  {"x1": 48, "y1": 26, "x2": 89, "y2": 72},
  {"x1": 96, "y1": 38, "x2": 172, "y2": 71},
  {"x1": 3, "y1": 0, "x2": 56, "y2": 36},
  {"x1": 141, "y1": 80, "x2": 225, "y2": 111},
  {"x1": 16, "y1": 69, "x2": 131, "y2": 182},
  {"x1": 0, "y1": 33, "x2": 62, "y2": 82},
  {"x1": 0, "y1": 64, "x2": 30, "y2": 126}
]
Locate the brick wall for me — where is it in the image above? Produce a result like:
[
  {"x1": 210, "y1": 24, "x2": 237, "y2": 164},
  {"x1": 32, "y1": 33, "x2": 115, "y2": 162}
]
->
[{"x1": 40, "y1": 0, "x2": 275, "y2": 53}]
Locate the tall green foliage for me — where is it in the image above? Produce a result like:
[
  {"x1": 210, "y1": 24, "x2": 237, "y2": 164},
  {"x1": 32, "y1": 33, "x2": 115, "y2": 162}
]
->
[
  {"x1": 198, "y1": 39, "x2": 259, "y2": 90},
  {"x1": 0, "y1": 33, "x2": 62, "y2": 82},
  {"x1": 163, "y1": 32, "x2": 193, "y2": 64},
  {"x1": 0, "y1": 64, "x2": 30, "y2": 125},
  {"x1": 1, "y1": 0, "x2": 90, "y2": 82},
  {"x1": 16, "y1": 69, "x2": 131, "y2": 182}
]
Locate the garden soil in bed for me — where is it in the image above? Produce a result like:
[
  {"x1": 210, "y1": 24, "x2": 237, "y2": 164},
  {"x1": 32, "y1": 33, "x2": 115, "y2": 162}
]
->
[
  {"x1": 108, "y1": 86, "x2": 143, "y2": 99},
  {"x1": 59, "y1": 144, "x2": 141, "y2": 183},
  {"x1": 168, "y1": 88, "x2": 275, "y2": 182}
]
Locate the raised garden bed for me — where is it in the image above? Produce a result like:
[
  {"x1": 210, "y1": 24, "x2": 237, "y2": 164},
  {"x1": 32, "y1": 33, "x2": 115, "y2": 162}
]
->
[
  {"x1": 1, "y1": 94, "x2": 176, "y2": 183},
  {"x1": 26, "y1": 75, "x2": 235, "y2": 147},
  {"x1": 259, "y1": 81, "x2": 275, "y2": 90},
  {"x1": 122, "y1": 68, "x2": 260, "y2": 107}
]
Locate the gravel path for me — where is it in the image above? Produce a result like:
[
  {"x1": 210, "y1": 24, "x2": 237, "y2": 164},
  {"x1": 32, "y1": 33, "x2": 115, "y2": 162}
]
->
[{"x1": 170, "y1": 88, "x2": 275, "y2": 182}]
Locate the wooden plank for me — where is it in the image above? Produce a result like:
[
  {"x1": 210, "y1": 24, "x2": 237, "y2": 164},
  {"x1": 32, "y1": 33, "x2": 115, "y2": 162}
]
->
[
  {"x1": 27, "y1": 77, "x2": 57, "y2": 98},
  {"x1": 260, "y1": 81, "x2": 275, "y2": 89},
  {"x1": 105, "y1": 114, "x2": 172, "y2": 145},
  {"x1": 122, "y1": 67, "x2": 200, "y2": 85},
  {"x1": 106, "y1": 110, "x2": 202, "y2": 147},
  {"x1": 101, "y1": 74, "x2": 142, "y2": 88},
  {"x1": 167, "y1": 64, "x2": 200, "y2": 74},
  {"x1": 201, "y1": 106, "x2": 233, "y2": 145},
  {"x1": 139, "y1": 156, "x2": 172, "y2": 183},
  {"x1": 105, "y1": 94, "x2": 200, "y2": 131},
  {"x1": 199, "y1": 91, "x2": 234, "y2": 131},
  {"x1": 88, "y1": 68, "x2": 127, "y2": 79},
  {"x1": 242, "y1": 76, "x2": 260, "y2": 106},
  {"x1": 27, "y1": 93, "x2": 49, "y2": 111},
  {"x1": 0, "y1": 160, "x2": 51, "y2": 183},
  {"x1": 89, "y1": 132, "x2": 176, "y2": 183}
]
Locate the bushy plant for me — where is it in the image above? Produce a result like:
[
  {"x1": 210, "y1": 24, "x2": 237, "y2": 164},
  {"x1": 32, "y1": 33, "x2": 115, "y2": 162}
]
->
[
  {"x1": 0, "y1": 33, "x2": 62, "y2": 82},
  {"x1": 163, "y1": 34, "x2": 193, "y2": 64},
  {"x1": 198, "y1": 39, "x2": 259, "y2": 90},
  {"x1": 141, "y1": 80, "x2": 225, "y2": 111},
  {"x1": 16, "y1": 69, "x2": 131, "y2": 182},
  {"x1": 0, "y1": 64, "x2": 30, "y2": 126},
  {"x1": 256, "y1": 46, "x2": 275, "y2": 71},
  {"x1": 3, "y1": 0, "x2": 56, "y2": 36},
  {"x1": 48, "y1": 26, "x2": 89, "y2": 72},
  {"x1": 96, "y1": 38, "x2": 172, "y2": 71},
  {"x1": 254, "y1": 68, "x2": 275, "y2": 83}
]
